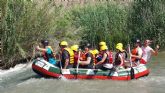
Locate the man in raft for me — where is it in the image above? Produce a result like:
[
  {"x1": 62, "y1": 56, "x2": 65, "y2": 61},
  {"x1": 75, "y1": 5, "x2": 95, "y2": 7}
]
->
[
  {"x1": 36, "y1": 40, "x2": 56, "y2": 65},
  {"x1": 114, "y1": 43, "x2": 128, "y2": 69},
  {"x1": 97, "y1": 41, "x2": 113, "y2": 64},
  {"x1": 70, "y1": 44, "x2": 79, "y2": 68},
  {"x1": 131, "y1": 39, "x2": 143, "y2": 66},
  {"x1": 78, "y1": 43, "x2": 94, "y2": 69},
  {"x1": 59, "y1": 41, "x2": 74, "y2": 69},
  {"x1": 95, "y1": 45, "x2": 110, "y2": 70},
  {"x1": 140, "y1": 39, "x2": 159, "y2": 64}
]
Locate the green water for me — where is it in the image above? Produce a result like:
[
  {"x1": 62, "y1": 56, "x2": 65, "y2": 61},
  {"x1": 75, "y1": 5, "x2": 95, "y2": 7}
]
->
[{"x1": 0, "y1": 52, "x2": 165, "y2": 93}]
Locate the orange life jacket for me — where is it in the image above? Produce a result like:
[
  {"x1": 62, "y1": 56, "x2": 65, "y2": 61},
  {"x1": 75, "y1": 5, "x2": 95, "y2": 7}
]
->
[
  {"x1": 80, "y1": 51, "x2": 87, "y2": 61},
  {"x1": 131, "y1": 48, "x2": 138, "y2": 62}
]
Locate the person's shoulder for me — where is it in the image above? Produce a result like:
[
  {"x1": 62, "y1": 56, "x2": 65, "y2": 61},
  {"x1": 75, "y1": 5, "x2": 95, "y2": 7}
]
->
[
  {"x1": 147, "y1": 46, "x2": 153, "y2": 50},
  {"x1": 138, "y1": 47, "x2": 142, "y2": 51}
]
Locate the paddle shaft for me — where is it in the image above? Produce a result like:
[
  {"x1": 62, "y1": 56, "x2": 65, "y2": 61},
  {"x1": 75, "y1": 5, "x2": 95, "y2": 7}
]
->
[
  {"x1": 58, "y1": 53, "x2": 63, "y2": 75},
  {"x1": 76, "y1": 50, "x2": 81, "y2": 73},
  {"x1": 128, "y1": 44, "x2": 133, "y2": 67},
  {"x1": 128, "y1": 44, "x2": 135, "y2": 79}
]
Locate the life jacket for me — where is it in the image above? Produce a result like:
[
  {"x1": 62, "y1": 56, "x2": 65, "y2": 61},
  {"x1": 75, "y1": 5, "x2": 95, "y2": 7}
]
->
[
  {"x1": 93, "y1": 54, "x2": 97, "y2": 65},
  {"x1": 80, "y1": 51, "x2": 94, "y2": 68},
  {"x1": 64, "y1": 48, "x2": 74, "y2": 64},
  {"x1": 114, "y1": 52, "x2": 125, "y2": 66},
  {"x1": 97, "y1": 51, "x2": 109, "y2": 64},
  {"x1": 73, "y1": 51, "x2": 78, "y2": 67},
  {"x1": 89, "y1": 50, "x2": 97, "y2": 65},
  {"x1": 47, "y1": 46, "x2": 56, "y2": 58},
  {"x1": 104, "y1": 52, "x2": 110, "y2": 64},
  {"x1": 109, "y1": 51, "x2": 113, "y2": 63},
  {"x1": 80, "y1": 51, "x2": 87, "y2": 61},
  {"x1": 131, "y1": 48, "x2": 138, "y2": 62},
  {"x1": 42, "y1": 46, "x2": 54, "y2": 61}
]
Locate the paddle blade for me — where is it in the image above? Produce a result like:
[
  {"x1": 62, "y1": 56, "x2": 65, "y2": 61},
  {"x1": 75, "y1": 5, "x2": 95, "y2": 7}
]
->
[{"x1": 130, "y1": 67, "x2": 135, "y2": 79}]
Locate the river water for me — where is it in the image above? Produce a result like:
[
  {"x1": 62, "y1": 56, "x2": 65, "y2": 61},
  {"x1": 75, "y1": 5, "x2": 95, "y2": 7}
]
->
[{"x1": 0, "y1": 52, "x2": 165, "y2": 93}]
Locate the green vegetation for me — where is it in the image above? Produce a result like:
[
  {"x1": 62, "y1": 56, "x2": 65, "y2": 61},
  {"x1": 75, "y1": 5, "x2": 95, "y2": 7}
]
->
[{"x1": 0, "y1": 0, "x2": 165, "y2": 68}]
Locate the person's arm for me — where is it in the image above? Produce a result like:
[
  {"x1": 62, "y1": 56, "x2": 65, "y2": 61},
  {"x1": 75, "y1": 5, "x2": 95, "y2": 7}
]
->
[
  {"x1": 151, "y1": 45, "x2": 159, "y2": 56},
  {"x1": 79, "y1": 57, "x2": 91, "y2": 65},
  {"x1": 36, "y1": 46, "x2": 47, "y2": 52},
  {"x1": 64, "y1": 58, "x2": 69, "y2": 69},
  {"x1": 96, "y1": 53, "x2": 107, "y2": 65},
  {"x1": 63, "y1": 50, "x2": 70, "y2": 69},
  {"x1": 119, "y1": 54, "x2": 124, "y2": 66}
]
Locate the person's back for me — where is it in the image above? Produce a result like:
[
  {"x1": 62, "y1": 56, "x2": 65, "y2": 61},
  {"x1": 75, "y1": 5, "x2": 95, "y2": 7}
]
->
[
  {"x1": 61, "y1": 48, "x2": 74, "y2": 69},
  {"x1": 114, "y1": 43, "x2": 125, "y2": 68},
  {"x1": 45, "y1": 46, "x2": 56, "y2": 65}
]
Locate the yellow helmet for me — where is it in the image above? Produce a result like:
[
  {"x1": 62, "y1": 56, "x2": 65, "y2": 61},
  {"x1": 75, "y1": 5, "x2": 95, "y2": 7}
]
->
[
  {"x1": 116, "y1": 43, "x2": 123, "y2": 48},
  {"x1": 116, "y1": 43, "x2": 123, "y2": 51},
  {"x1": 71, "y1": 45, "x2": 79, "y2": 51},
  {"x1": 89, "y1": 50, "x2": 94, "y2": 54},
  {"x1": 100, "y1": 45, "x2": 108, "y2": 51},
  {"x1": 60, "y1": 41, "x2": 68, "y2": 46},
  {"x1": 99, "y1": 41, "x2": 106, "y2": 46},
  {"x1": 93, "y1": 49, "x2": 99, "y2": 55}
]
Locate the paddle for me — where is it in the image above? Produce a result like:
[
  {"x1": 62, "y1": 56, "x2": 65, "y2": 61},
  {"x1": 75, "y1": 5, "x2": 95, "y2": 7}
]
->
[
  {"x1": 58, "y1": 53, "x2": 63, "y2": 76},
  {"x1": 76, "y1": 49, "x2": 81, "y2": 74},
  {"x1": 128, "y1": 44, "x2": 135, "y2": 79}
]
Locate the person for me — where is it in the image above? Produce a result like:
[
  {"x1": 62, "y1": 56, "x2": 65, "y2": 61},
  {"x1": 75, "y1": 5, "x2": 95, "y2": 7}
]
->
[
  {"x1": 131, "y1": 39, "x2": 143, "y2": 66},
  {"x1": 98, "y1": 41, "x2": 113, "y2": 64},
  {"x1": 36, "y1": 40, "x2": 56, "y2": 65},
  {"x1": 92, "y1": 49, "x2": 99, "y2": 65},
  {"x1": 78, "y1": 43, "x2": 94, "y2": 69},
  {"x1": 99, "y1": 41, "x2": 106, "y2": 47},
  {"x1": 71, "y1": 45, "x2": 79, "y2": 68},
  {"x1": 59, "y1": 41, "x2": 74, "y2": 69},
  {"x1": 114, "y1": 43, "x2": 127, "y2": 68},
  {"x1": 95, "y1": 45, "x2": 110, "y2": 70},
  {"x1": 141, "y1": 39, "x2": 159, "y2": 64}
]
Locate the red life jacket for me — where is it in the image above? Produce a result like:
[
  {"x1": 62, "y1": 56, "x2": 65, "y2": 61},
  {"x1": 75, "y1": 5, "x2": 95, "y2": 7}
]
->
[
  {"x1": 73, "y1": 51, "x2": 78, "y2": 67},
  {"x1": 109, "y1": 51, "x2": 113, "y2": 63},
  {"x1": 42, "y1": 51, "x2": 47, "y2": 61}
]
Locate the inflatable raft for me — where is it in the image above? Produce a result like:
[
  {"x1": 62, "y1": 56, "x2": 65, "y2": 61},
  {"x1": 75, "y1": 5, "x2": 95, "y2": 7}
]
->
[{"x1": 32, "y1": 58, "x2": 150, "y2": 80}]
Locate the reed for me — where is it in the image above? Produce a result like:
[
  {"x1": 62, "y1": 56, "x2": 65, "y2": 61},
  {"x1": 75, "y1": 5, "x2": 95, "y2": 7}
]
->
[{"x1": 0, "y1": 0, "x2": 165, "y2": 68}]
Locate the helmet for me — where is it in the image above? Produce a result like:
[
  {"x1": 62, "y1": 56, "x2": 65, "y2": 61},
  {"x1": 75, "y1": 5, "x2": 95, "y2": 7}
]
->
[
  {"x1": 71, "y1": 45, "x2": 79, "y2": 51},
  {"x1": 41, "y1": 40, "x2": 49, "y2": 46},
  {"x1": 60, "y1": 41, "x2": 68, "y2": 46},
  {"x1": 100, "y1": 45, "x2": 108, "y2": 51},
  {"x1": 116, "y1": 43, "x2": 123, "y2": 48},
  {"x1": 93, "y1": 49, "x2": 99, "y2": 55},
  {"x1": 99, "y1": 41, "x2": 106, "y2": 46},
  {"x1": 116, "y1": 43, "x2": 123, "y2": 51}
]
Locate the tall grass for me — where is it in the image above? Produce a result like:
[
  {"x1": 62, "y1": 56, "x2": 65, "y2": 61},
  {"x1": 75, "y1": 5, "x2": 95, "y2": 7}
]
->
[
  {"x1": 71, "y1": 2, "x2": 129, "y2": 50},
  {"x1": 0, "y1": 0, "x2": 81, "y2": 68},
  {"x1": 128, "y1": 0, "x2": 165, "y2": 47}
]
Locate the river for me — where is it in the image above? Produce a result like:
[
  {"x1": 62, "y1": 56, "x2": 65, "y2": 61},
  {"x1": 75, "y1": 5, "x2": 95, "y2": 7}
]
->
[{"x1": 0, "y1": 52, "x2": 165, "y2": 93}]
